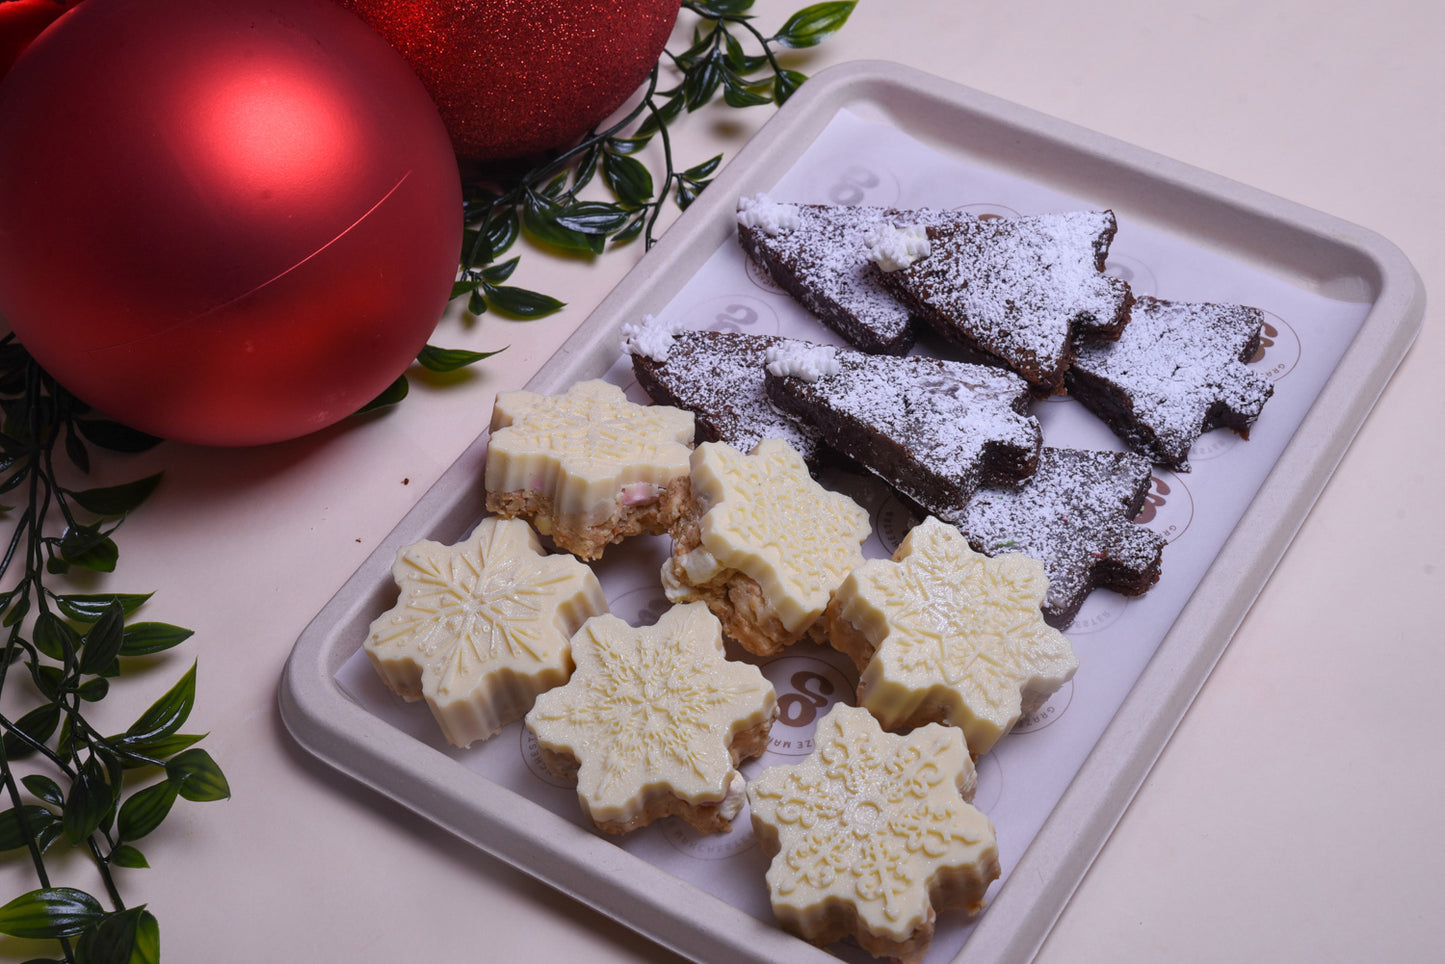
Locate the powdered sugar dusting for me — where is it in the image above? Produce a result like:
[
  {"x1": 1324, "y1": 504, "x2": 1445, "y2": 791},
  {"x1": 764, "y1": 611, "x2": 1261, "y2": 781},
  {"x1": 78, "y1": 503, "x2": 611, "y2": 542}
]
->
[
  {"x1": 736, "y1": 203, "x2": 975, "y2": 354},
  {"x1": 766, "y1": 348, "x2": 1040, "y2": 518},
  {"x1": 959, "y1": 447, "x2": 1164, "y2": 627},
  {"x1": 1068, "y1": 296, "x2": 1273, "y2": 469},
  {"x1": 629, "y1": 330, "x2": 823, "y2": 464},
  {"x1": 878, "y1": 210, "x2": 1131, "y2": 392}
]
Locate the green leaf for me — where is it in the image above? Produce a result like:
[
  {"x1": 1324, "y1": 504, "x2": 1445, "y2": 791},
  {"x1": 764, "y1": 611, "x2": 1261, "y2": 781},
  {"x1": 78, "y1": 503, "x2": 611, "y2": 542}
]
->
[
  {"x1": 116, "y1": 782, "x2": 176, "y2": 842},
  {"x1": 73, "y1": 419, "x2": 162, "y2": 454},
  {"x1": 688, "y1": 0, "x2": 755, "y2": 16},
  {"x1": 32, "y1": 611, "x2": 80, "y2": 661},
  {"x1": 56, "y1": 593, "x2": 152, "y2": 622},
  {"x1": 683, "y1": 55, "x2": 724, "y2": 110},
  {"x1": 682, "y1": 154, "x2": 725, "y2": 182},
  {"x1": 356, "y1": 375, "x2": 409, "y2": 414},
  {"x1": 65, "y1": 426, "x2": 90, "y2": 474},
  {"x1": 22, "y1": 774, "x2": 65, "y2": 808},
  {"x1": 68, "y1": 474, "x2": 163, "y2": 517},
  {"x1": 479, "y1": 256, "x2": 520, "y2": 285},
  {"x1": 75, "y1": 905, "x2": 155, "y2": 964},
  {"x1": 466, "y1": 287, "x2": 488, "y2": 316},
  {"x1": 773, "y1": 67, "x2": 807, "y2": 104},
  {"x1": 109, "y1": 844, "x2": 149, "y2": 870},
  {"x1": 603, "y1": 152, "x2": 655, "y2": 206},
  {"x1": 552, "y1": 202, "x2": 633, "y2": 237},
  {"x1": 131, "y1": 910, "x2": 160, "y2": 964},
  {"x1": 0, "y1": 888, "x2": 105, "y2": 940},
  {"x1": 415, "y1": 345, "x2": 501, "y2": 374},
  {"x1": 125, "y1": 663, "x2": 196, "y2": 744},
  {"x1": 612, "y1": 213, "x2": 648, "y2": 245},
  {"x1": 58, "y1": 524, "x2": 119, "y2": 573},
  {"x1": 521, "y1": 199, "x2": 602, "y2": 254},
  {"x1": 166, "y1": 748, "x2": 230, "y2": 802},
  {"x1": 0, "y1": 806, "x2": 56, "y2": 851},
  {"x1": 482, "y1": 285, "x2": 567, "y2": 320},
  {"x1": 80, "y1": 601, "x2": 126, "y2": 675},
  {"x1": 110, "y1": 732, "x2": 205, "y2": 768},
  {"x1": 63, "y1": 756, "x2": 113, "y2": 844},
  {"x1": 772, "y1": 1, "x2": 856, "y2": 48},
  {"x1": 722, "y1": 74, "x2": 772, "y2": 108},
  {"x1": 119, "y1": 622, "x2": 194, "y2": 658}
]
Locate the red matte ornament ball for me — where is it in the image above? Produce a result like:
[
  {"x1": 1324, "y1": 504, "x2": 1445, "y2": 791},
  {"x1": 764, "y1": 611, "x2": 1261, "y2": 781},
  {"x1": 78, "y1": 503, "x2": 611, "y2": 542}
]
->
[
  {"x1": 0, "y1": 0, "x2": 74, "y2": 81},
  {"x1": 336, "y1": 0, "x2": 682, "y2": 161},
  {"x1": 0, "y1": 0, "x2": 463, "y2": 446}
]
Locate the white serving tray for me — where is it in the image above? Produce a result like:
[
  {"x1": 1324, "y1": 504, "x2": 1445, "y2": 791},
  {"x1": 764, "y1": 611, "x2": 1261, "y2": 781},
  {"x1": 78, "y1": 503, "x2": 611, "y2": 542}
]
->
[{"x1": 280, "y1": 60, "x2": 1424, "y2": 963}]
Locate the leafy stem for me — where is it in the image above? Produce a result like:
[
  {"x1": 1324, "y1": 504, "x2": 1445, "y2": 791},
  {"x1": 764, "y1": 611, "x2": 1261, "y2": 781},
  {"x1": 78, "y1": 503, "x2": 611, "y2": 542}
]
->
[{"x1": 0, "y1": 337, "x2": 227, "y2": 963}]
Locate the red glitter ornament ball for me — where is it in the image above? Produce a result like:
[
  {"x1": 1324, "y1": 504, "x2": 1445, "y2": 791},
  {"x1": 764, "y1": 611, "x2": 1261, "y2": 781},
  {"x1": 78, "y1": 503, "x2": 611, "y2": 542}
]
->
[
  {"x1": 336, "y1": 0, "x2": 682, "y2": 161},
  {"x1": 0, "y1": 0, "x2": 462, "y2": 446}
]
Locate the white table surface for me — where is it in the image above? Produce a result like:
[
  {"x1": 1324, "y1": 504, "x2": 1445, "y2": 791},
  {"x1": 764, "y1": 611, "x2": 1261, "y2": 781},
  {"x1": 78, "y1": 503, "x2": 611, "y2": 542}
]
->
[{"x1": 3, "y1": 1, "x2": 1441, "y2": 961}]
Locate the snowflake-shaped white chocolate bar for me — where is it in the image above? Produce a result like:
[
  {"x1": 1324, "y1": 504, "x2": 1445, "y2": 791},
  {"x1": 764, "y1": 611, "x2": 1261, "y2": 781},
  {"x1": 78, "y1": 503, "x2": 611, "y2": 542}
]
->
[
  {"x1": 364, "y1": 517, "x2": 607, "y2": 748},
  {"x1": 525, "y1": 602, "x2": 776, "y2": 834},
  {"x1": 665, "y1": 438, "x2": 870, "y2": 636},
  {"x1": 747, "y1": 704, "x2": 999, "y2": 960},
  {"x1": 830, "y1": 517, "x2": 1077, "y2": 756},
  {"x1": 485, "y1": 379, "x2": 694, "y2": 553}
]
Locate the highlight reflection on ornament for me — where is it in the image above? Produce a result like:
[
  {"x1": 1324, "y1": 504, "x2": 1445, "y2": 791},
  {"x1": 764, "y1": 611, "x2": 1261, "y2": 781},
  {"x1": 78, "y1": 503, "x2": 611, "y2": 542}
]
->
[{"x1": 0, "y1": 0, "x2": 462, "y2": 446}]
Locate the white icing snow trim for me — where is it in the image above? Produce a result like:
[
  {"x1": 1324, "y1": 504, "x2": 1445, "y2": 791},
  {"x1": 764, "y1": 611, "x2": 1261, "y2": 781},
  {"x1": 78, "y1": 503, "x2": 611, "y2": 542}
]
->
[
  {"x1": 865, "y1": 222, "x2": 931, "y2": 272},
  {"x1": 764, "y1": 342, "x2": 841, "y2": 383},
  {"x1": 619, "y1": 314, "x2": 684, "y2": 362},
  {"x1": 736, "y1": 193, "x2": 799, "y2": 236}
]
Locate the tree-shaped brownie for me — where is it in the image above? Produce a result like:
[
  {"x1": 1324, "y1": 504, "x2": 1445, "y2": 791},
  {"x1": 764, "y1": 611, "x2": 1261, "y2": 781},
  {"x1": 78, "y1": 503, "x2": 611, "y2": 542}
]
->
[
  {"x1": 868, "y1": 210, "x2": 1132, "y2": 395},
  {"x1": 623, "y1": 319, "x2": 825, "y2": 465},
  {"x1": 958, "y1": 447, "x2": 1166, "y2": 628},
  {"x1": 1066, "y1": 295, "x2": 1275, "y2": 470},
  {"x1": 763, "y1": 341, "x2": 1041, "y2": 519},
  {"x1": 734, "y1": 195, "x2": 976, "y2": 354}
]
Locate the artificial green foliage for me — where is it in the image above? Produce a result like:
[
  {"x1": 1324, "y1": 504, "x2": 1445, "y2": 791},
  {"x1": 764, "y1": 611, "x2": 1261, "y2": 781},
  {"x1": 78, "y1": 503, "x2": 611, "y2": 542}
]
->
[{"x1": 0, "y1": 340, "x2": 229, "y2": 964}]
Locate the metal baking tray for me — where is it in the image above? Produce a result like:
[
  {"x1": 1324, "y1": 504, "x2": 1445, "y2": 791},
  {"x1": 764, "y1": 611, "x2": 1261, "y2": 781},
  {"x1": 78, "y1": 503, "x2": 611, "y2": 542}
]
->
[{"x1": 280, "y1": 60, "x2": 1424, "y2": 963}]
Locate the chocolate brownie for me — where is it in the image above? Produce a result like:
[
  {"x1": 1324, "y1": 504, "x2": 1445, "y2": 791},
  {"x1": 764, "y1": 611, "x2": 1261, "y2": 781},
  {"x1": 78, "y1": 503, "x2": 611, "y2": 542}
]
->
[
  {"x1": 622, "y1": 319, "x2": 825, "y2": 466},
  {"x1": 957, "y1": 446, "x2": 1165, "y2": 628},
  {"x1": 1065, "y1": 295, "x2": 1274, "y2": 470},
  {"x1": 763, "y1": 341, "x2": 1042, "y2": 521},
  {"x1": 868, "y1": 210, "x2": 1133, "y2": 395},
  {"x1": 735, "y1": 195, "x2": 974, "y2": 355}
]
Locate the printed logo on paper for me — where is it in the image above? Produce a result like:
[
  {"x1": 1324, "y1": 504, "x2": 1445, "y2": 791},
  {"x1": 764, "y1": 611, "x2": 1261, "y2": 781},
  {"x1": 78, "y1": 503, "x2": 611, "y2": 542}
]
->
[
  {"x1": 955, "y1": 201, "x2": 1022, "y2": 221},
  {"x1": 1136, "y1": 469, "x2": 1194, "y2": 544},
  {"x1": 1013, "y1": 679, "x2": 1074, "y2": 734},
  {"x1": 759, "y1": 655, "x2": 855, "y2": 759},
  {"x1": 1250, "y1": 309, "x2": 1300, "y2": 382},
  {"x1": 662, "y1": 806, "x2": 758, "y2": 861},
  {"x1": 1103, "y1": 253, "x2": 1158, "y2": 298},
  {"x1": 680, "y1": 292, "x2": 781, "y2": 337},
  {"x1": 519, "y1": 727, "x2": 575, "y2": 789},
  {"x1": 1065, "y1": 589, "x2": 1130, "y2": 635},
  {"x1": 816, "y1": 163, "x2": 901, "y2": 208}
]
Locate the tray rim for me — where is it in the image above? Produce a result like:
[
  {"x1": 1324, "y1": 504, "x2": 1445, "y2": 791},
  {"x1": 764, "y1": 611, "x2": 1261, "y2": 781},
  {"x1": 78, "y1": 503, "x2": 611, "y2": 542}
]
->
[{"x1": 279, "y1": 59, "x2": 1426, "y2": 964}]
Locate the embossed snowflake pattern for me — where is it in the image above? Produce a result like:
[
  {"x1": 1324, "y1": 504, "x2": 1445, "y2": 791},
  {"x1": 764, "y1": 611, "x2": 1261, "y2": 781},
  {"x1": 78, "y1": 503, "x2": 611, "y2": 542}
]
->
[
  {"x1": 747, "y1": 704, "x2": 998, "y2": 950},
  {"x1": 489, "y1": 378, "x2": 694, "y2": 483},
  {"x1": 526, "y1": 602, "x2": 775, "y2": 831},
  {"x1": 848, "y1": 517, "x2": 1076, "y2": 755},
  {"x1": 364, "y1": 517, "x2": 606, "y2": 747},
  {"x1": 696, "y1": 437, "x2": 871, "y2": 628}
]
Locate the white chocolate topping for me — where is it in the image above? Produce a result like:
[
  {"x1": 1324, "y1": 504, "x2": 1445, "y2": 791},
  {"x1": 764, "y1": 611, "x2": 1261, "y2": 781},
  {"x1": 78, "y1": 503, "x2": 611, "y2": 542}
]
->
[
  {"x1": 665, "y1": 438, "x2": 870, "y2": 635},
  {"x1": 864, "y1": 222, "x2": 931, "y2": 272},
  {"x1": 763, "y1": 341, "x2": 840, "y2": 383},
  {"x1": 832, "y1": 517, "x2": 1077, "y2": 756},
  {"x1": 619, "y1": 313, "x2": 684, "y2": 363},
  {"x1": 486, "y1": 379, "x2": 694, "y2": 530},
  {"x1": 748, "y1": 704, "x2": 999, "y2": 951},
  {"x1": 525, "y1": 602, "x2": 776, "y2": 830},
  {"x1": 736, "y1": 193, "x2": 800, "y2": 236},
  {"x1": 363, "y1": 517, "x2": 607, "y2": 747}
]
